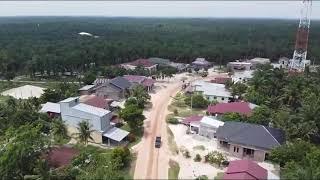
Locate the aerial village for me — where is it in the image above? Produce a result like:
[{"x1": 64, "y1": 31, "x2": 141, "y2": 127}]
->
[{"x1": 1, "y1": 56, "x2": 298, "y2": 179}]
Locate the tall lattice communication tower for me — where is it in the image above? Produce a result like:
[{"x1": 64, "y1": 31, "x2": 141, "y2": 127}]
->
[{"x1": 289, "y1": 0, "x2": 312, "y2": 71}]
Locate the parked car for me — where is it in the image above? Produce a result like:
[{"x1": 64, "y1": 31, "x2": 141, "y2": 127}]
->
[{"x1": 155, "y1": 136, "x2": 161, "y2": 148}]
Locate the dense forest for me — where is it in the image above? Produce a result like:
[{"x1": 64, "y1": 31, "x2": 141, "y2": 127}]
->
[{"x1": 0, "y1": 17, "x2": 320, "y2": 77}]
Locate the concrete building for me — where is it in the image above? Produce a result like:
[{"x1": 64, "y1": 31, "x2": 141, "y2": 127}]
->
[
  {"x1": 216, "y1": 122, "x2": 285, "y2": 161},
  {"x1": 120, "y1": 59, "x2": 157, "y2": 72},
  {"x1": 192, "y1": 81, "x2": 232, "y2": 103},
  {"x1": 39, "y1": 102, "x2": 61, "y2": 118},
  {"x1": 191, "y1": 58, "x2": 212, "y2": 69},
  {"x1": 60, "y1": 97, "x2": 129, "y2": 146},
  {"x1": 78, "y1": 85, "x2": 95, "y2": 95},
  {"x1": 232, "y1": 70, "x2": 254, "y2": 83},
  {"x1": 248, "y1": 57, "x2": 271, "y2": 68},
  {"x1": 227, "y1": 61, "x2": 252, "y2": 71},
  {"x1": 198, "y1": 116, "x2": 224, "y2": 138},
  {"x1": 123, "y1": 75, "x2": 155, "y2": 92},
  {"x1": 94, "y1": 77, "x2": 131, "y2": 101}
]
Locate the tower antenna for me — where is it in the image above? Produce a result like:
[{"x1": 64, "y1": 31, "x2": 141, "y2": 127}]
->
[{"x1": 289, "y1": 0, "x2": 312, "y2": 72}]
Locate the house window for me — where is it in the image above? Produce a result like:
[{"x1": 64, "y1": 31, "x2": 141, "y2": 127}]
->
[
  {"x1": 237, "y1": 147, "x2": 239, "y2": 153},
  {"x1": 221, "y1": 97, "x2": 225, "y2": 100},
  {"x1": 233, "y1": 147, "x2": 236, "y2": 152},
  {"x1": 214, "y1": 96, "x2": 217, "y2": 99}
]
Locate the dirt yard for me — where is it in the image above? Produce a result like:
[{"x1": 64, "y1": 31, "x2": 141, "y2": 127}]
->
[{"x1": 168, "y1": 124, "x2": 280, "y2": 179}]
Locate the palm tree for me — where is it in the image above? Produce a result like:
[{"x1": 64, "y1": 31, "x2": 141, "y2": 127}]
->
[{"x1": 75, "y1": 120, "x2": 94, "y2": 145}]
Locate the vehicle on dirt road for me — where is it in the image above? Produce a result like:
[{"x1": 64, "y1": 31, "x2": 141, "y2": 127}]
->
[{"x1": 155, "y1": 136, "x2": 161, "y2": 148}]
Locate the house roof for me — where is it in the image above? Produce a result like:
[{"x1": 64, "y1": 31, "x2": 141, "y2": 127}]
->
[
  {"x1": 211, "y1": 77, "x2": 232, "y2": 84},
  {"x1": 142, "y1": 78, "x2": 155, "y2": 87},
  {"x1": 200, "y1": 116, "x2": 224, "y2": 128},
  {"x1": 73, "y1": 103, "x2": 111, "y2": 117},
  {"x1": 207, "y1": 102, "x2": 257, "y2": 116},
  {"x1": 60, "y1": 97, "x2": 79, "y2": 103},
  {"x1": 192, "y1": 58, "x2": 211, "y2": 66},
  {"x1": 123, "y1": 75, "x2": 147, "y2": 83},
  {"x1": 130, "y1": 59, "x2": 156, "y2": 67},
  {"x1": 110, "y1": 77, "x2": 132, "y2": 90},
  {"x1": 79, "y1": 85, "x2": 95, "y2": 91},
  {"x1": 193, "y1": 81, "x2": 231, "y2": 98},
  {"x1": 182, "y1": 115, "x2": 204, "y2": 125},
  {"x1": 81, "y1": 95, "x2": 109, "y2": 109},
  {"x1": 1, "y1": 85, "x2": 45, "y2": 99},
  {"x1": 224, "y1": 160, "x2": 268, "y2": 180},
  {"x1": 94, "y1": 78, "x2": 109, "y2": 85},
  {"x1": 148, "y1": 57, "x2": 171, "y2": 66},
  {"x1": 40, "y1": 102, "x2": 61, "y2": 114},
  {"x1": 103, "y1": 127, "x2": 130, "y2": 142},
  {"x1": 216, "y1": 122, "x2": 285, "y2": 150}
]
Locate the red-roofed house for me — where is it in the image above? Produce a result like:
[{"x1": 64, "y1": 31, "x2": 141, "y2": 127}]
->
[
  {"x1": 123, "y1": 75, "x2": 155, "y2": 91},
  {"x1": 207, "y1": 102, "x2": 257, "y2": 116},
  {"x1": 121, "y1": 59, "x2": 157, "y2": 72},
  {"x1": 79, "y1": 95, "x2": 110, "y2": 109},
  {"x1": 223, "y1": 160, "x2": 268, "y2": 180}
]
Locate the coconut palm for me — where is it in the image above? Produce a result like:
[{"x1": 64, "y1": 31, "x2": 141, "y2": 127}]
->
[{"x1": 76, "y1": 120, "x2": 94, "y2": 145}]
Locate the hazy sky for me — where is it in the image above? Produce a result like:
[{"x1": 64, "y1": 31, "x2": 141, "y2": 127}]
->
[{"x1": 0, "y1": 1, "x2": 319, "y2": 19}]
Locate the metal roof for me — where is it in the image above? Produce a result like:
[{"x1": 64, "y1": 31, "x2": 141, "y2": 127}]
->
[
  {"x1": 40, "y1": 102, "x2": 61, "y2": 113},
  {"x1": 73, "y1": 103, "x2": 111, "y2": 117},
  {"x1": 193, "y1": 81, "x2": 232, "y2": 98},
  {"x1": 103, "y1": 127, "x2": 129, "y2": 142},
  {"x1": 110, "y1": 77, "x2": 132, "y2": 90},
  {"x1": 60, "y1": 97, "x2": 79, "y2": 103},
  {"x1": 216, "y1": 122, "x2": 284, "y2": 150},
  {"x1": 200, "y1": 116, "x2": 224, "y2": 128},
  {"x1": 79, "y1": 85, "x2": 95, "y2": 91}
]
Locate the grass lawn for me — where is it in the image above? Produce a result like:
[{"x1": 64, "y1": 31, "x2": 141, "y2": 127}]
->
[
  {"x1": 0, "y1": 95, "x2": 9, "y2": 104},
  {"x1": 168, "y1": 159, "x2": 180, "y2": 180},
  {"x1": 168, "y1": 93, "x2": 207, "y2": 118},
  {"x1": 167, "y1": 126, "x2": 179, "y2": 155}
]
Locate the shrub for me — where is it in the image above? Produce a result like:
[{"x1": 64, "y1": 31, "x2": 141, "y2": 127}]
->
[
  {"x1": 194, "y1": 154, "x2": 202, "y2": 162},
  {"x1": 183, "y1": 150, "x2": 191, "y2": 158},
  {"x1": 173, "y1": 109, "x2": 179, "y2": 115},
  {"x1": 128, "y1": 133, "x2": 136, "y2": 143},
  {"x1": 196, "y1": 175, "x2": 209, "y2": 180},
  {"x1": 204, "y1": 151, "x2": 227, "y2": 167},
  {"x1": 167, "y1": 117, "x2": 179, "y2": 124}
]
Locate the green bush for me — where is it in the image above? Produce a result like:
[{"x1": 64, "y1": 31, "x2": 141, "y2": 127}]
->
[
  {"x1": 196, "y1": 175, "x2": 209, "y2": 180},
  {"x1": 173, "y1": 109, "x2": 179, "y2": 115},
  {"x1": 167, "y1": 117, "x2": 179, "y2": 124},
  {"x1": 204, "y1": 151, "x2": 227, "y2": 167},
  {"x1": 183, "y1": 150, "x2": 191, "y2": 158},
  {"x1": 194, "y1": 154, "x2": 202, "y2": 162}
]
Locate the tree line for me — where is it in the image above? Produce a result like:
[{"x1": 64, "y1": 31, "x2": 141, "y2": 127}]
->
[{"x1": 0, "y1": 17, "x2": 320, "y2": 79}]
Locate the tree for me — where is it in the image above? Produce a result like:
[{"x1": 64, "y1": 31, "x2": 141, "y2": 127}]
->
[
  {"x1": 130, "y1": 85, "x2": 151, "y2": 108},
  {"x1": 75, "y1": 120, "x2": 94, "y2": 145},
  {"x1": 51, "y1": 118, "x2": 68, "y2": 143},
  {"x1": 82, "y1": 71, "x2": 96, "y2": 85},
  {"x1": 248, "y1": 105, "x2": 272, "y2": 126},
  {"x1": 111, "y1": 147, "x2": 131, "y2": 168},
  {"x1": 281, "y1": 148, "x2": 320, "y2": 179},
  {"x1": 230, "y1": 82, "x2": 247, "y2": 99},
  {"x1": 185, "y1": 94, "x2": 209, "y2": 109},
  {"x1": 221, "y1": 112, "x2": 246, "y2": 122},
  {"x1": 119, "y1": 104, "x2": 145, "y2": 132},
  {"x1": 0, "y1": 124, "x2": 50, "y2": 179},
  {"x1": 40, "y1": 88, "x2": 61, "y2": 103},
  {"x1": 269, "y1": 140, "x2": 313, "y2": 167}
]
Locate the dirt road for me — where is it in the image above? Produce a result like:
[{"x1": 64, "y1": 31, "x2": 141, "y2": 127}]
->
[
  {"x1": 133, "y1": 71, "x2": 226, "y2": 179},
  {"x1": 133, "y1": 77, "x2": 182, "y2": 179}
]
